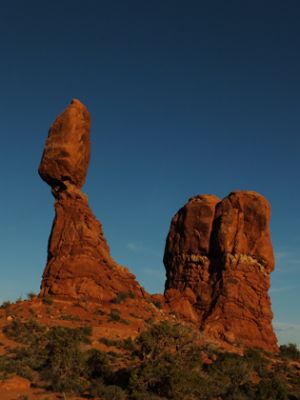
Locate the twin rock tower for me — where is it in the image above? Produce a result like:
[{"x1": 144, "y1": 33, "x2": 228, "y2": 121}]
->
[{"x1": 39, "y1": 99, "x2": 278, "y2": 352}]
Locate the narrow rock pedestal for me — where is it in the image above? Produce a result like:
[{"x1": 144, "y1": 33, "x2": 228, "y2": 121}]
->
[{"x1": 39, "y1": 99, "x2": 143, "y2": 302}]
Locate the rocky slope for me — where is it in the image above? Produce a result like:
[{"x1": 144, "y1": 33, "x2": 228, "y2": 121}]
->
[{"x1": 164, "y1": 191, "x2": 278, "y2": 352}]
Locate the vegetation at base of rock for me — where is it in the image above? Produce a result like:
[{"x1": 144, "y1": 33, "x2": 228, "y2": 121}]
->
[
  {"x1": 0, "y1": 319, "x2": 299, "y2": 399},
  {"x1": 100, "y1": 337, "x2": 135, "y2": 351},
  {"x1": 42, "y1": 296, "x2": 53, "y2": 305},
  {"x1": 147, "y1": 298, "x2": 162, "y2": 309},
  {"x1": 279, "y1": 343, "x2": 300, "y2": 361},
  {"x1": 3, "y1": 318, "x2": 46, "y2": 344},
  {"x1": 0, "y1": 301, "x2": 12, "y2": 309},
  {"x1": 27, "y1": 292, "x2": 37, "y2": 300}
]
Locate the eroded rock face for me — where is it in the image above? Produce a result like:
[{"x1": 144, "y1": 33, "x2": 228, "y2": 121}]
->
[
  {"x1": 164, "y1": 191, "x2": 278, "y2": 352},
  {"x1": 39, "y1": 99, "x2": 143, "y2": 301},
  {"x1": 164, "y1": 195, "x2": 220, "y2": 322},
  {"x1": 39, "y1": 99, "x2": 90, "y2": 190}
]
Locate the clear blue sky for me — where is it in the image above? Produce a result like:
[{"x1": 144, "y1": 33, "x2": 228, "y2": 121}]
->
[{"x1": 1, "y1": 0, "x2": 300, "y2": 346}]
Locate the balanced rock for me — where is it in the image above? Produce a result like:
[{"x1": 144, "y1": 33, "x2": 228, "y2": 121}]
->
[
  {"x1": 39, "y1": 99, "x2": 144, "y2": 301},
  {"x1": 164, "y1": 191, "x2": 278, "y2": 352},
  {"x1": 39, "y1": 99, "x2": 90, "y2": 191}
]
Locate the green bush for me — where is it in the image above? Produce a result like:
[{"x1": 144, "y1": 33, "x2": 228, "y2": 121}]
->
[
  {"x1": 0, "y1": 301, "x2": 11, "y2": 309},
  {"x1": 279, "y1": 343, "x2": 300, "y2": 361},
  {"x1": 135, "y1": 321, "x2": 200, "y2": 363},
  {"x1": 3, "y1": 318, "x2": 45, "y2": 344},
  {"x1": 128, "y1": 352, "x2": 209, "y2": 400},
  {"x1": 109, "y1": 309, "x2": 121, "y2": 322},
  {"x1": 59, "y1": 313, "x2": 81, "y2": 321},
  {"x1": 125, "y1": 321, "x2": 208, "y2": 399},
  {"x1": 122, "y1": 337, "x2": 136, "y2": 352},
  {"x1": 244, "y1": 347, "x2": 269, "y2": 377},
  {"x1": 0, "y1": 353, "x2": 34, "y2": 380},
  {"x1": 111, "y1": 291, "x2": 136, "y2": 304},
  {"x1": 40, "y1": 326, "x2": 89, "y2": 392},
  {"x1": 2, "y1": 320, "x2": 94, "y2": 394},
  {"x1": 42, "y1": 296, "x2": 53, "y2": 305},
  {"x1": 100, "y1": 337, "x2": 136, "y2": 352},
  {"x1": 256, "y1": 376, "x2": 288, "y2": 400},
  {"x1": 205, "y1": 352, "x2": 251, "y2": 398},
  {"x1": 85, "y1": 348, "x2": 112, "y2": 380},
  {"x1": 89, "y1": 381, "x2": 127, "y2": 399},
  {"x1": 79, "y1": 325, "x2": 93, "y2": 338},
  {"x1": 100, "y1": 337, "x2": 117, "y2": 347}
]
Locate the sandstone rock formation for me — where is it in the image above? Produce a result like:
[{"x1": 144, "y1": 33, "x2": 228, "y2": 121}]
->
[
  {"x1": 164, "y1": 191, "x2": 278, "y2": 352},
  {"x1": 39, "y1": 99, "x2": 144, "y2": 301}
]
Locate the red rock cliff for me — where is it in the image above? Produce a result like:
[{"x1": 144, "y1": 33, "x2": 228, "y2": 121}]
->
[
  {"x1": 164, "y1": 191, "x2": 278, "y2": 352},
  {"x1": 39, "y1": 99, "x2": 144, "y2": 301}
]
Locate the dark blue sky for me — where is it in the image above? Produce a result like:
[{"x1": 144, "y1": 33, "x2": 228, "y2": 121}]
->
[{"x1": 1, "y1": 0, "x2": 300, "y2": 345}]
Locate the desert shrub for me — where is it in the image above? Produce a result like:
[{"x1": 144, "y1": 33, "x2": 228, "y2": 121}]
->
[
  {"x1": 148, "y1": 299, "x2": 162, "y2": 309},
  {"x1": 0, "y1": 336, "x2": 49, "y2": 382},
  {"x1": 85, "y1": 349, "x2": 126, "y2": 397},
  {"x1": 79, "y1": 325, "x2": 92, "y2": 337},
  {"x1": 42, "y1": 296, "x2": 53, "y2": 305},
  {"x1": 145, "y1": 317, "x2": 155, "y2": 326},
  {"x1": 59, "y1": 313, "x2": 81, "y2": 321},
  {"x1": 112, "y1": 291, "x2": 136, "y2": 304},
  {"x1": 128, "y1": 352, "x2": 209, "y2": 400},
  {"x1": 3, "y1": 318, "x2": 45, "y2": 344},
  {"x1": 2, "y1": 320, "x2": 94, "y2": 393},
  {"x1": 279, "y1": 343, "x2": 300, "y2": 361},
  {"x1": 109, "y1": 309, "x2": 121, "y2": 322},
  {"x1": 100, "y1": 337, "x2": 117, "y2": 347},
  {"x1": 89, "y1": 381, "x2": 127, "y2": 399},
  {"x1": 0, "y1": 301, "x2": 11, "y2": 309},
  {"x1": 40, "y1": 326, "x2": 88, "y2": 392},
  {"x1": 206, "y1": 352, "x2": 251, "y2": 398},
  {"x1": 85, "y1": 348, "x2": 112, "y2": 380},
  {"x1": 255, "y1": 375, "x2": 288, "y2": 400},
  {"x1": 125, "y1": 321, "x2": 207, "y2": 399},
  {"x1": 122, "y1": 337, "x2": 136, "y2": 352},
  {"x1": 29, "y1": 307, "x2": 37, "y2": 317},
  {"x1": 128, "y1": 394, "x2": 162, "y2": 400},
  {"x1": 244, "y1": 347, "x2": 269, "y2": 377},
  {"x1": 96, "y1": 309, "x2": 106, "y2": 316},
  {"x1": 27, "y1": 292, "x2": 36, "y2": 300},
  {"x1": 100, "y1": 337, "x2": 135, "y2": 352},
  {"x1": 135, "y1": 321, "x2": 201, "y2": 363},
  {"x1": 0, "y1": 353, "x2": 33, "y2": 380}
]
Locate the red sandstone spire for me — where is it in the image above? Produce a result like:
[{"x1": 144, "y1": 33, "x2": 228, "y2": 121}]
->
[
  {"x1": 39, "y1": 100, "x2": 144, "y2": 301},
  {"x1": 163, "y1": 190, "x2": 278, "y2": 352}
]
